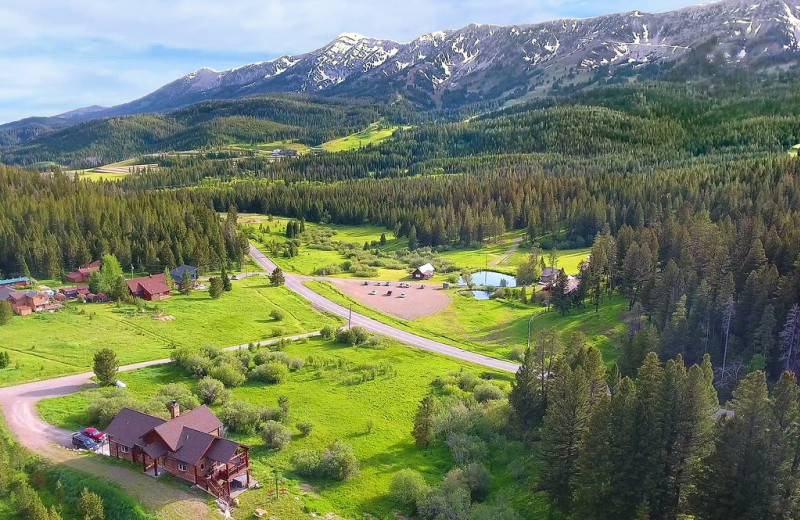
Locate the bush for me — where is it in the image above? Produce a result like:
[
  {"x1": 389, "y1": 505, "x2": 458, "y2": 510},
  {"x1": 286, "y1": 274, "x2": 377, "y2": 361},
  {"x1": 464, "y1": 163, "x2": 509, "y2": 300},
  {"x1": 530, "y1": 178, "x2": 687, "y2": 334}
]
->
[
  {"x1": 219, "y1": 400, "x2": 262, "y2": 433},
  {"x1": 210, "y1": 363, "x2": 246, "y2": 388},
  {"x1": 390, "y1": 469, "x2": 428, "y2": 508},
  {"x1": 473, "y1": 383, "x2": 505, "y2": 402},
  {"x1": 195, "y1": 377, "x2": 226, "y2": 404},
  {"x1": 249, "y1": 362, "x2": 289, "y2": 384},
  {"x1": 87, "y1": 388, "x2": 167, "y2": 428},
  {"x1": 446, "y1": 432, "x2": 489, "y2": 466},
  {"x1": 289, "y1": 357, "x2": 305, "y2": 371},
  {"x1": 261, "y1": 420, "x2": 292, "y2": 450},
  {"x1": 457, "y1": 371, "x2": 481, "y2": 391},
  {"x1": 334, "y1": 326, "x2": 369, "y2": 346},
  {"x1": 291, "y1": 441, "x2": 359, "y2": 481},
  {"x1": 270, "y1": 309, "x2": 285, "y2": 321},
  {"x1": 154, "y1": 383, "x2": 200, "y2": 411},
  {"x1": 253, "y1": 351, "x2": 289, "y2": 366},
  {"x1": 320, "y1": 325, "x2": 336, "y2": 339},
  {"x1": 297, "y1": 421, "x2": 314, "y2": 437}
]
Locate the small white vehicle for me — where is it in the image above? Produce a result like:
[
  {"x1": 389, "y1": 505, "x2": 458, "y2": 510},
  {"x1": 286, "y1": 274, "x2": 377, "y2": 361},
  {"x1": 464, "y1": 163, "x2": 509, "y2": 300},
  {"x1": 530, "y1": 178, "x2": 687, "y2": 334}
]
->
[
  {"x1": 369, "y1": 290, "x2": 377, "y2": 295},
  {"x1": 400, "y1": 293, "x2": 407, "y2": 298}
]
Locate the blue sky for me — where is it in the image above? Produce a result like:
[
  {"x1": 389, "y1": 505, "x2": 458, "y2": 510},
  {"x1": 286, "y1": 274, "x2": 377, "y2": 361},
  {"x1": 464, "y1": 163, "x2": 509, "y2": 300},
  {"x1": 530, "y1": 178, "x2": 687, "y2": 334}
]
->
[{"x1": 0, "y1": 0, "x2": 702, "y2": 123}]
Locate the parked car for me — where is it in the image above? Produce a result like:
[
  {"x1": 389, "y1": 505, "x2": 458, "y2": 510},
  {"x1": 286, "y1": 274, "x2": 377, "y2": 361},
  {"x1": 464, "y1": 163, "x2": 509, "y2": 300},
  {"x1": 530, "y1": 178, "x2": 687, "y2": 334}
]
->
[
  {"x1": 420, "y1": 284, "x2": 425, "y2": 289},
  {"x1": 374, "y1": 282, "x2": 382, "y2": 286},
  {"x1": 369, "y1": 290, "x2": 377, "y2": 295},
  {"x1": 387, "y1": 290, "x2": 393, "y2": 296},
  {"x1": 362, "y1": 281, "x2": 369, "y2": 286},
  {"x1": 400, "y1": 293, "x2": 407, "y2": 298},
  {"x1": 81, "y1": 427, "x2": 105, "y2": 441},
  {"x1": 72, "y1": 433, "x2": 99, "y2": 451},
  {"x1": 385, "y1": 281, "x2": 391, "y2": 286}
]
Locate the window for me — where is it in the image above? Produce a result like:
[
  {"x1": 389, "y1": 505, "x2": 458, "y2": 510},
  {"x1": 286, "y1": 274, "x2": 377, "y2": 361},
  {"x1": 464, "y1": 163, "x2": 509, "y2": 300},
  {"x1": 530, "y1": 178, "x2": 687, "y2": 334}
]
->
[
  {"x1": 120, "y1": 445, "x2": 129, "y2": 453},
  {"x1": 200, "y1": 463, "x2": 205, "y2": 470},
  {"x1": 178, "y1": 463, "x2": 188, "y2": 472}
]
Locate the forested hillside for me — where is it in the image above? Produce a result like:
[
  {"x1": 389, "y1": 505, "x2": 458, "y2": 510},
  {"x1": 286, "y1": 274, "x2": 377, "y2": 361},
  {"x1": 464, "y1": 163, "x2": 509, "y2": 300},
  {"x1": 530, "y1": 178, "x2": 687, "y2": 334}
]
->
[
  {"x1": 0, "y1": 165, "x2": 247, "y2": 277},
  {"x1": 0, "y1": 96, "x2": 431, "y2": 168}
]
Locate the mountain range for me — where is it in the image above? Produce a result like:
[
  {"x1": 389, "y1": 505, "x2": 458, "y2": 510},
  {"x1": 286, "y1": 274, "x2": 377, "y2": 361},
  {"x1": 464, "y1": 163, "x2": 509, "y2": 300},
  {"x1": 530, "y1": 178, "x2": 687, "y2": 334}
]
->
[{"x1": 3, "y1": 0, "x2": 800, "y2": 153}]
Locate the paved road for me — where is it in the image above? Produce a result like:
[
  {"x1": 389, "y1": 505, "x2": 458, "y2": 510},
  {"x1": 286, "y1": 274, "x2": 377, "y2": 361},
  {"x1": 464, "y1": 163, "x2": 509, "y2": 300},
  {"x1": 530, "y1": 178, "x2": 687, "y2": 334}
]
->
[{"x1": 250, "y1": 245, "x2": 519, "y2": 373}]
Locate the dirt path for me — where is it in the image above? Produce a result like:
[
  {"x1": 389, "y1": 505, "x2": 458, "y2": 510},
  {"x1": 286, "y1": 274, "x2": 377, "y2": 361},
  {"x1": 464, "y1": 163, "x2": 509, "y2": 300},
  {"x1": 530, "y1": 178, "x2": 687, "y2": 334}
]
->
[
  {"x1": 0, "y1": 331, "x2": 319, "y2": 520},
  {"x1": 490, "y1": 236, "x2": 523, "y2": 267}
]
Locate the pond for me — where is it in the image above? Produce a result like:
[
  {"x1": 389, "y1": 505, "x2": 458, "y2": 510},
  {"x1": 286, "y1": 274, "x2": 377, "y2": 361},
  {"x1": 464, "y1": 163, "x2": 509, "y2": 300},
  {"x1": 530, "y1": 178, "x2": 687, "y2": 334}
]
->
[
  {"x1": 471, "y1": 290, "x2": 491, "y2": 300},
  {"x1": 459, "y1": 270, "x2": 518, "y2": 288}
]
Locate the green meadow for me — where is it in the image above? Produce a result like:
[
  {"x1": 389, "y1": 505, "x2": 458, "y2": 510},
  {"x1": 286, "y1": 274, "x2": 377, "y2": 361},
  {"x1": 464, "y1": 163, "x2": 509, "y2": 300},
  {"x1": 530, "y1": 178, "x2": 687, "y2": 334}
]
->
[
  {"x1": 0, "y1": 277, "x2": 340, "y2": 387},
  {"x1": 37, "y1": 337, "x2": 528, "y2": 520}
]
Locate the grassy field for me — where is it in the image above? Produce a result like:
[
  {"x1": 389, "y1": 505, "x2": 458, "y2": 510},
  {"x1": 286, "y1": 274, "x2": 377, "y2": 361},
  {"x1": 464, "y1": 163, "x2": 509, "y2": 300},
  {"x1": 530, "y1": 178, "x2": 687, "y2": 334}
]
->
[
  {"x1": 224, "y1": 140, "x2": 312, "y2": 155},
  {"x1": 38, "y1": 337, "x2": 527, "y2": 520},
  {"x1": 0, "y1": 276, "x2": 340, "y2": 387},
  {"x1": 306, "y1": 281, "x2": 626, "y2": 362},
  {"x1": 319, "y1": 123, "x2": 405, "y2": 152}
]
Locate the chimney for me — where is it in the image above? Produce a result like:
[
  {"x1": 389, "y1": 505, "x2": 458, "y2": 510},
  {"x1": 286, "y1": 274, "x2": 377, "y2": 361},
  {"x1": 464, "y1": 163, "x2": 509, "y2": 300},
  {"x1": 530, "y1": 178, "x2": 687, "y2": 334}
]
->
[{"x1": 169, "y1": 400, "x2": 180, "y2": 419}]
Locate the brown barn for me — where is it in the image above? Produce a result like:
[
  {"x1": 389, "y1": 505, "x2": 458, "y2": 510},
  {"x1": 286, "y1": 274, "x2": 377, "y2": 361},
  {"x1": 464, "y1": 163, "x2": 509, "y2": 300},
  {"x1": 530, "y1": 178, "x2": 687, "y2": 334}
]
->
[
  {"x1": 126, "y1": 274, "x2": 171, "y2": 301},
  {"x1": 105, "y1": 404, "x2": 252, "y2": 501},
  {"x1": 411, "y1": 263, "x2": 435, "y2": 280},
  {"x1": 66, "y1": 260, "x2": 101, "y2": 283}
]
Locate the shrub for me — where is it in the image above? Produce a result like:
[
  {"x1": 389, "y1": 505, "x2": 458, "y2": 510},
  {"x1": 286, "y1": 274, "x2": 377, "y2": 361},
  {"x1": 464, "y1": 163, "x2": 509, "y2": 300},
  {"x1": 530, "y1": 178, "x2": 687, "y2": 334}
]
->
[
  {"x1": 320, "y1": 325, "x2": 336, "y2": 339},
  {"x1": 457, "y1": 371, "x2": 481, "y2": 391},
  {"x1": 289, "y1": 357, "x2": 305, "y2": 371},
  {"x1": 334, "y1": 326, "x2": 369, "y2": 346},
  {"x1": 446, "y1": 432, "x2": 489, "y2": 466},
  {"x1": 210, "y1": 364, "x2": 246, "y2": 388},
  {"x1": 458, "y1": 464, "x2": 491, "y2": 502},
  {"x1": 270, "y1": 309, "x2": 285, "y2": 321},
  {"x1": 219, "y1": 400, "x2": 262, "y2": 433},
  {"x1": 195, "y1": 377, "x2": 226, "y2": 405},
  {"x1": 249, "y1": 362, "x2": 289, "y2": 384},
  {"x1": 261, "y1": 420, "x2": 292, "y2": 450},
  {"x1": 390, "y1": 469, "x2": 428, "y2": 508},
  {"x1": 154, "y1": 383, "x2": 200, "y2": 411},
  {"x1": 291, "y1": 441, "x2": 359, "y2": 481},
  {"x1": 253, "y1": 351, "x2": 290, "y2": 366},
  {"x1": 473, "y1": 383, "x2": 505, "y2": 402},
  {"x1": 87, "y1": 388, "x2": 167, "y2": 428},
  {"x1": 297, "y1": 421, "x2": 314, "y2": 437}
]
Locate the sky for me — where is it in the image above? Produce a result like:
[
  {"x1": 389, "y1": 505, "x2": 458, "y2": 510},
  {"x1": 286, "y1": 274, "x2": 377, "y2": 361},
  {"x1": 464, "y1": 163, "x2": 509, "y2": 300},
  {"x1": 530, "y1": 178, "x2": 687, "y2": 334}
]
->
[{"x1": 0, "y1": 0, "x2": 703, "y2": 123}]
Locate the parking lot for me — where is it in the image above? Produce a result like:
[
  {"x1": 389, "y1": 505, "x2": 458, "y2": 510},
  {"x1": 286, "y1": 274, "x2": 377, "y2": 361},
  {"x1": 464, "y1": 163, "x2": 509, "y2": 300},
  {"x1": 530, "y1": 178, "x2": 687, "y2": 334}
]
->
[{"x1": 328, "y1": 278, "x2": 450, "y2": 320}]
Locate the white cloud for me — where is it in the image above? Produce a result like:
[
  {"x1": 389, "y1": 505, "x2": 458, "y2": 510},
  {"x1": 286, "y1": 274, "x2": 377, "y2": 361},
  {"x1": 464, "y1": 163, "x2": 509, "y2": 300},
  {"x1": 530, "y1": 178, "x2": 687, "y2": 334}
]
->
[{"x1": 0, "y1": 0, "x2": 701, "y2": 122}]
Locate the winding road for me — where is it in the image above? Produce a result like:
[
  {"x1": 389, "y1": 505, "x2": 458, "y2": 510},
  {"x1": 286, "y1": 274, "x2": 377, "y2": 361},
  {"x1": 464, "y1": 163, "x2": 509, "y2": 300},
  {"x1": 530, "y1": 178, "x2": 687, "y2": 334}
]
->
[
  {"x1": 250, "y1": 244, "x2": 519, "y2": 373},
  {"x1": 0, "y1": 246, "x2": 518, "y2": 518}
]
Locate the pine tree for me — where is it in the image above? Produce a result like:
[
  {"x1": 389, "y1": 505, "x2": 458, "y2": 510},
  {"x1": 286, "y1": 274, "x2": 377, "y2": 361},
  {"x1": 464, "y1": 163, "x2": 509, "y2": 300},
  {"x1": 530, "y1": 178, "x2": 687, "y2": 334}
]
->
[
  {"x1": 772, "y1": 371, "x2": 800, "y2": 520},
  {"x1": 408, "y1": 226, "x2": 418, "y2": 250},
  {"x1": 692, "y1": 371, "x2": 778, "y2": 520},
  {"x1": 179, "y1": 269, "x2": 193, "y2": 294},
  {"x1": 509, "y1": 347, "x2": 544, "y2": 434},
  {"x1": 0, "y1": 300, "x2": 12, "y2": 325},
  {"x1": 208, "y1": 277, "x2": 223, "y2": 299},
  {"x1": 270, "y1": 267, "x2": 285, "y2": 286},
  {"x1": 780, "y1": 304, "x2": 800, "y2": 379},
  {"x1": 540, "y1": 360, "x2": 591, "y2": 513},
  {"x1": 380, "y1": 233, "x2": 387, "y2": 246},
  {"x1": 221, "y1": 266, "x2": 232, "y2": 291},
  {"x1": 412, "y1": 395, "x2": 436, "y2": 448},
  {"x1": 78, "y1": 487, "x2": 104, "y2": 520},
  {"x1": 93, "y1": 348, "x2": 118, "y2": 386},
  {"x1": 163, "y1": 267, "x2": 175, "y2": 290}
]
